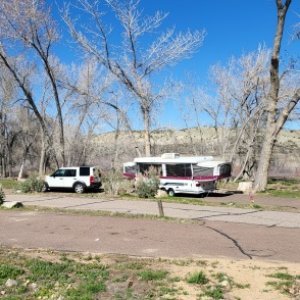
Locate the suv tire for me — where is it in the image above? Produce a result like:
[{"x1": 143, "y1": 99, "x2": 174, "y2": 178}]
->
[
  {"x1": 74, "y1": 183, "x2": 85, "y2": 194},
  {"x1": 41, "y1": 182, "x2": 49, "y2": 192}
]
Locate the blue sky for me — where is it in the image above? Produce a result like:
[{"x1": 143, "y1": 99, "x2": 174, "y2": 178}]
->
[
  {"x1": 51, "y1": 0, "x2": 300, "y2": 130},
  {"x1": 143, "y1": 0, "x2": 298, "y2": 69}
]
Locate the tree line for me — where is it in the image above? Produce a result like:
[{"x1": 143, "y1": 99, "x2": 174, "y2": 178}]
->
[{"x1": 0, "y1": 0, "x2": 299, "y2": 191}]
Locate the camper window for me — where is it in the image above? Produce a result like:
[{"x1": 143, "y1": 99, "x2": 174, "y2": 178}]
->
[
  {"x1": 219, "y1": 164, "x2": 231, "y2": 177},
  {"x1": 166, "y1": 164, "x2": 192, "y2": 177},
  {"x1": 138, "y1": 163, "x2": 161, "y2": 175},
  {"x1": 125, "y1": 165, "x2": 136, "y2": 175},
  {"x1": 193, "y1": 165, "x2": 214, "y2": 176}
]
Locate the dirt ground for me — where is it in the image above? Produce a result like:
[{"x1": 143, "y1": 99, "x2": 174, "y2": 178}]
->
[{"x1": 14, "y1": 248, "x2": 300, "y2": 300}]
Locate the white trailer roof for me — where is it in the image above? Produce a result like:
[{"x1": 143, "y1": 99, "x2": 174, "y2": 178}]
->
[
  {"x1": 134, "y1": 155, "x2": 214, "y2": 164},
  {"x1": 197, "y1": 160, "x2": 229, "y2": 167}
]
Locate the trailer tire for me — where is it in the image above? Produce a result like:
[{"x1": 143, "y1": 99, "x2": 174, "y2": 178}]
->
[{"x1": 168, "y1": 189, "x2": 175, "y2": 197}]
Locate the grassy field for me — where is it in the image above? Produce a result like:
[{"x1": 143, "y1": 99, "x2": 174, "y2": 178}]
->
[
  {"x1": 0, "y1": 248, "x2": 299, "y2": 300},
  {"x1": 262, "y1": 178, "x2": 300, "y2": 198},
  {"x1": 217, "y1": 178, "x2": 300, "y2": 199},
  {"x1": 0, "y1": 179, "x2": 19, "y2": 190}
]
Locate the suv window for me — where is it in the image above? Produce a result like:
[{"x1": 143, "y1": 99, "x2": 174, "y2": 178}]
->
[
  {"x1": 53, "y1": 169, "x2": 77, "y2": 177},
  {"x1": 53, "y1": 169, "x2": 65, "y2": 177},
  {"x1": 64, "y1": 169, "x2": 77, "y2": 177},
  {"x1": 79, "y1": 167, "x2": 90, "y2": 176}
]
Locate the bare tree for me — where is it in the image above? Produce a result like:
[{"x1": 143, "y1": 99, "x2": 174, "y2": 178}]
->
[
  {"x1": 0, "y1": 63, "x2": 41, "y2": 178},
  {"x1": 0, "y1": 63, "x2": 15, "y2": 177},
  {"x1": 15, "y1": 108, "x2": 41, "y2": 179},
  {"x1": 63, "y1": 0, "x2": 205, "y2": 156},
  {"x1": 254, "y1": 0, "x2": 300, "y2": 191},
  {"x1": 181, "y1": 47, "x2": 273, "y2": 181},
  {"x1": 0, "y1": 0, "x2": 65, "y2": 167},
  {"x1": 63, "y1": 58, "x2": 141, "y2": 166}
]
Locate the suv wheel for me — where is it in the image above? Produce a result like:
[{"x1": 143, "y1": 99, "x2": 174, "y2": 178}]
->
[
  {"x1": 74, "y1": 183, "x2": 85, "y2": 194},
  {"x1": 41, "y1": 182, "x2": 49, "y2": 192}
]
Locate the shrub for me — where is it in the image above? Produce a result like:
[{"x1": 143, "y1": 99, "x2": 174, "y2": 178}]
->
[
  {"x1": 0, "y1": 184, "x2": 5, "y2": 205},
  {"x1": 135, "y1": 167, "x2": 160, "y2": 198},
  {"x1": 102, "y1": 170, "x2": 133, "y2": 196},
  {"x1": 20, "y1": 176, "x2": 44, "y2": 193}
]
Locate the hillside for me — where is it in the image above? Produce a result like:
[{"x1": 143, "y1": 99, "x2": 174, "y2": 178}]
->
[{"x1": 93, "y1": 127, "x2": 300, "y2": 177}]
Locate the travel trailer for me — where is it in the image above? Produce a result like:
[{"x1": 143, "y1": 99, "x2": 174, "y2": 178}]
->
[{"x1": 123, "y1": 153, "x2": 231, "y2": 196}]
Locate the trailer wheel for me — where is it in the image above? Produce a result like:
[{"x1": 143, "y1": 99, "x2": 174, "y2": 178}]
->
[{"x1": 168, "y1": 189, "x2": 175, "y2": 197}]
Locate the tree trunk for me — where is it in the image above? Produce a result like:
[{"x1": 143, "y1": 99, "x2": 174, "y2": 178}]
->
[
  {"x1": 0, "y1": 156, "x2": 5, "y2": 178},
  {"x1": 111, "y1": 113, "x2": 120, "y2": 170},
  {"x1": 18, "y1": 163, "x2": 24, "y2": 180},
  {"x1": 39, "y1": 134, "x2": 46, "y2": 177},
  {"x1": 254, "y1": 0, "x2": 291, "y2": 191},
  {"x1": 254, "y1": 123, "x2": 276, "y2": 190},
  {"x1": 6, "y1": 145, "x2": 12, "y2": 177},
  {"x1": 143, "y1": 108, "x2": 151, "y2": 156},
  {"x1": 0, "y1": 111, "x2": 6, "y2": 177}
]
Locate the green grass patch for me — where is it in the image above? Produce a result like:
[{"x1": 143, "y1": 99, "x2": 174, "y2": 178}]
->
[
  {"x1": 186, "y1": 271, "x2": 209, "y2": 285},
  {"x1": 201, "y1": 285, "x2": 224, "y2": 299},
  {"x1": 213, "y1": 272, "x2": 231, "y2": 283},
  {"x1": 262, "y1": 189, "x2": 300, "y2": 199},
  {"x1": 138, "y1": 269, "x2": 168, "y2": 281},
  {"x1": 27, "y1": 259, "x2": 71, "y2": 282},
  {"x1": 0, "y1": 264, "x2": 24, "y2": 282},
  {"x1": 160, "y1": 196, "x2": 206, "y2": 206},
  {"x1": 0, "y1": 179, "x2": 19, "y2": 190},
  {"x1": 116, "y1": 261, "x2": 145, "y2": 270},
  {"x1": 268, "y1": 272, "x2": 294, "y2": 281},
  {"x1": 266, "y1": 271, "x2": 300, "y2": 296},
  {"x1": 267, "y1": 178, "x2": 300, "y2": 185},
  {"x1": 263, "y1": 177, "x2": 300, "y2": 199},
  {"x1": 0, "y1": 250, "x2": 109, "y2": 300}
]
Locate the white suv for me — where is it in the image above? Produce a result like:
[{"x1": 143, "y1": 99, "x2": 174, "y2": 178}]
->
[{"x1": 42, "y1": 166, "x2": 101, "y2": 193}]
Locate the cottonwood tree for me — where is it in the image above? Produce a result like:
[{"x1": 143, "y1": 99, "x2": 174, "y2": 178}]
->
[
  {"x1": 212, "y1": 48, "x2": 270, "y2": 180},
  {"x1": 254, "y1": 0, "x2": 300, "y2": 191},
  {"x1": 13, "y1": 108, "x2": 41, "y2": 179},
  {"x1": 0, "y1": 64, "x2": 41, "y2": 178},
  {"x1": 63, "y1": 58, "x2": 139, "y2": 166},
  {"x1": 185, "y1": 47, "x2": 270, "y2": 180},
  {"x1": 0, "y1": 64, "x2": 16, "y2": 177},
  {"x1": 0, "y1": 0, "x2": 65, "y2": 169},
  {"x1": 64, "y1": 0, "x2": 205, "y2": 156}
]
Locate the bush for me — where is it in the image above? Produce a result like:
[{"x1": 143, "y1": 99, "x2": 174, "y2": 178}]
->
[
  {"x1": 102, "y1": 170, "x2": 133, "y2": 196},
  {"x1": 0, "y1": 184, "x2": 5, "y2": 205},
  {"x1": 20, "y1": 176, "x2": 44, "y2": 193},
  {"x1": 135, "y1": 167, "x2": 160, "y2": 198}
]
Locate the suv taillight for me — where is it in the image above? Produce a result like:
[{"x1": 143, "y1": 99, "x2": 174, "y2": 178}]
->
[
  {"x1": 196, "y1": 182, "x2": 201, "y2": 187},
  {"x1": 90, "y1": 176, "x2": 95, "y2": 184}
]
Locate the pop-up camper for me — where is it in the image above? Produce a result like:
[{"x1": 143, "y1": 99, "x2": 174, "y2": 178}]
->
[{"x1": 123, "y1": 153, "x2": 231, "y2": 196}]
